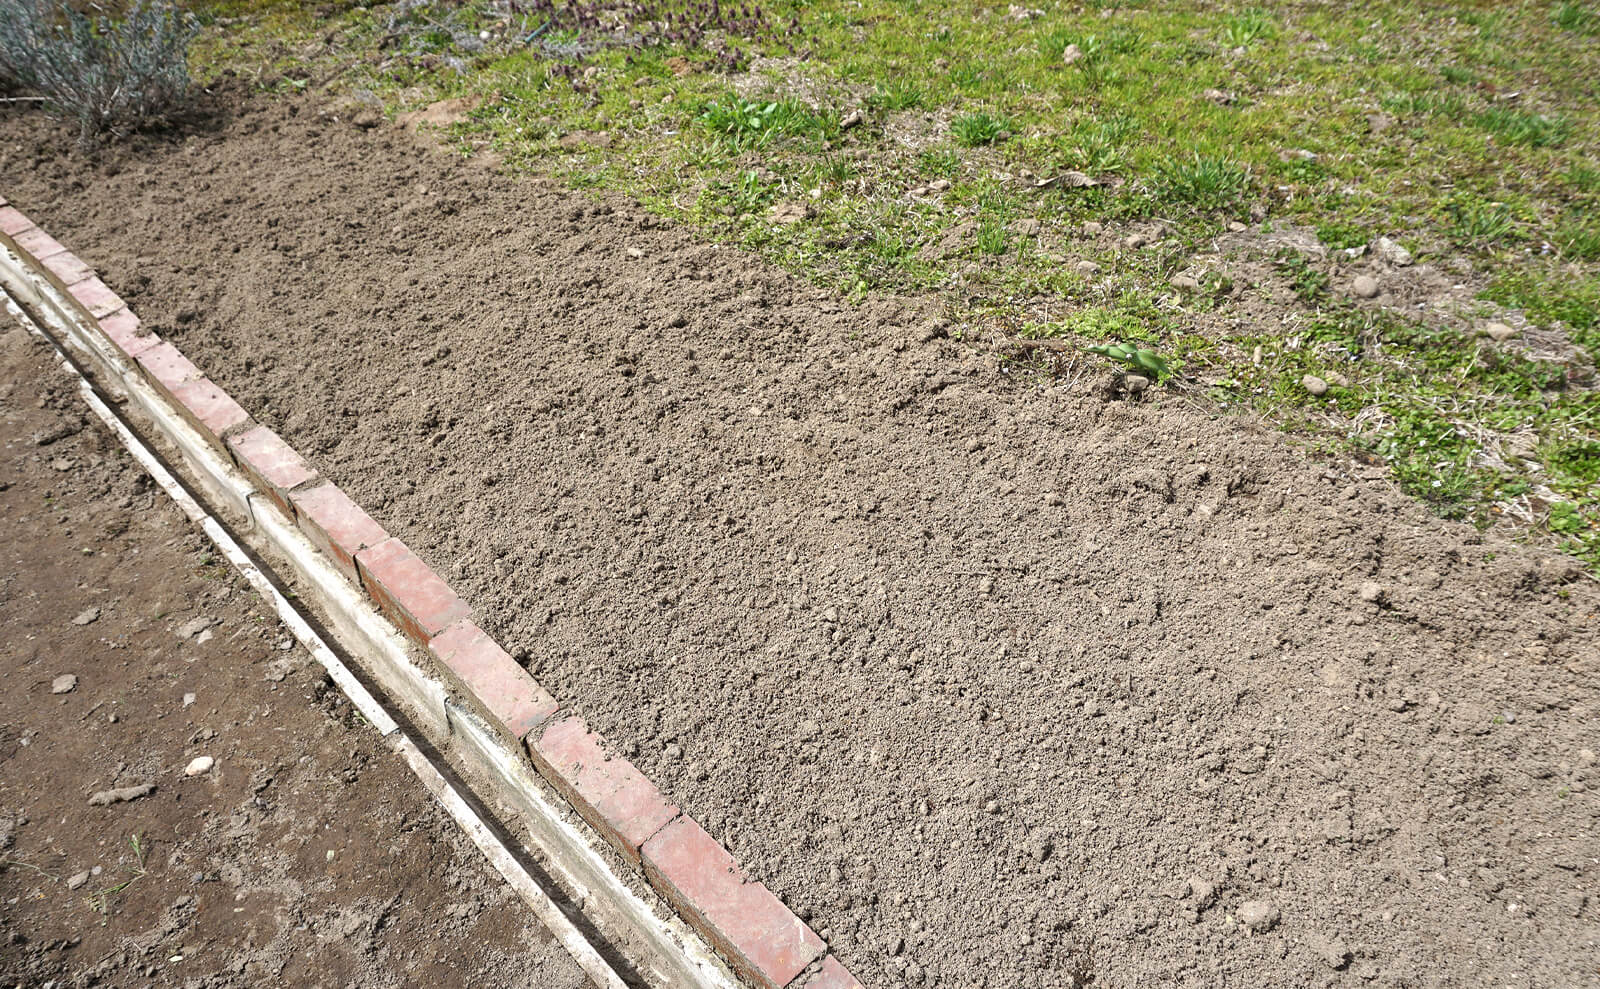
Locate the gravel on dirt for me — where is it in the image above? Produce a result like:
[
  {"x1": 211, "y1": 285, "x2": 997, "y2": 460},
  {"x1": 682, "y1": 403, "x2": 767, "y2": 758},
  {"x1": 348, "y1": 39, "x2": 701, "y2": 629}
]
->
[
  {"x1": 2, "y1": 93, "x2": 1597, "y2": 988},
  {"x1": 0, "y1": 321, "x2": 586, "y2": 988}
]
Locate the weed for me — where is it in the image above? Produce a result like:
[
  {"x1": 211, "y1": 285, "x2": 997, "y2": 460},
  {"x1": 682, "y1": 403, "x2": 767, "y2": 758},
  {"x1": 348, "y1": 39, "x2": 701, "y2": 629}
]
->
[
  {"x1": 1219, "y1": 9, "x2": 1275, "y2": 48},
  {"x1": 1315, "y1": 222, "x2": 1367, "y2": 251},
  {"x1": 1555, "y1": 214, "x2": 1600, "y2": 261},
  {"x1": 917, "y1": 148, "x2": 960, "y2": 177},
  {"x1": 699, "y1": 97, "x2": 825, "y2": 151},
  {"x1": 1156, "y1": 153, "x2": 1251, "y2": 213},
  {"x1": 869, "y1": 78, "x2": 923, "y2": 112},
  {"x1": 1554, "y1": 2, "x2": 1600, "y2": 33},
  {"x1": 1567, "y1": 162, "x2": 1600, "y2": 193},
  {"x1": 1445, "y1": 197, "x2": 1519, "y2": 247},
  {"x1": 976, "y1": 217, "x2": 1010, "y2": 255},
  {"x1": 0, "y1": 0, "x2": 199, "y2": 143},
  {"x1": 1473, "y1": 107, "x2": 1572, "y2": 148},
  {"x1": 951, "y1": 111, "x2": 1011, "y2": 147}
]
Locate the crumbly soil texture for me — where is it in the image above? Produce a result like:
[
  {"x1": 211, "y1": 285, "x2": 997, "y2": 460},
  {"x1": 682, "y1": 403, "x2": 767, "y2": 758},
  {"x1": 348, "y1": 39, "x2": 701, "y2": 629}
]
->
[
  {"x1": 0, "y1": 320, "x2": 586, "y2": 986},
  {"x1": 2, "y1": 95, "x2": 1597, "y2": 989}
]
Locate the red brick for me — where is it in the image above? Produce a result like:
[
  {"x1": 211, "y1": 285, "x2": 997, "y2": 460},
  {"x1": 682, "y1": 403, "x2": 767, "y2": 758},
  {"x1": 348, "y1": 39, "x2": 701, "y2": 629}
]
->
[
  {"x1": 0, "y1": 206, "x2": 33, "y2": 237},
  {"x1": 13, "y1": 226, "x2": 67, "y2": 261},
  {"x1": 527, "y1": 716, "x2": 679, "y2": 865},
  {"x1": 227, "y1": 425, "x2": 317, "y2": 515},
  {"x1": 67, "y1": 277, "x2": 124, "y2": 319},
  {"x1": 288, "y1": 483, "x2": 388, "y2": 581},
  {"x1": 641, "y1": 816, "x2": 824, "y2": 989},
  {"x1": 135, "y1": 341, "x2": 202, "y2": 404},
  {"x1": 99, "y1": 309, "x2": 160, "y2": 360},
  {"x1": 169, "y1": 377, "x2": 250, "y2": 445},
  {"x1": 429, "y1": 620, "x2": 559, "y2": 740},
  {"x1": 355, "y1": 538, "x2": 469, "y2": 644},
  {"x1": 40, "y1": 250, "x2": 93, "y2": 288},
  {"x1": 800, "y1": 956, "x2": 864, "y2": 989}
]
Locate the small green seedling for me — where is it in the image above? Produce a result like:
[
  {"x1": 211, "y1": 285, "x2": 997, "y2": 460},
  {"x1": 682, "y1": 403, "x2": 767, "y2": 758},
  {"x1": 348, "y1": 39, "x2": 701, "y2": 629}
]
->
[{"x1": 1086, "y1": 341, "x2": 1170, "y2": 380}]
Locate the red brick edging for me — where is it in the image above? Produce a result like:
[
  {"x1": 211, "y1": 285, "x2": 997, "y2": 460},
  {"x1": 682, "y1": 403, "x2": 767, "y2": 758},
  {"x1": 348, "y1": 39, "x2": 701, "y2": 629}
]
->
[{"x1": 0, "y1": 195, "x2": 861, "y2": 989}]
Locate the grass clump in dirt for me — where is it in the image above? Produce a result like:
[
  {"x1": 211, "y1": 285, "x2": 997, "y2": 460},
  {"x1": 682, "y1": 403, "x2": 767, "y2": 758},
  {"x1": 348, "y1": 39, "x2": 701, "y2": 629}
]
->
[{"x1": 0, "y1": 0, "x2": 198, "y2": 142}]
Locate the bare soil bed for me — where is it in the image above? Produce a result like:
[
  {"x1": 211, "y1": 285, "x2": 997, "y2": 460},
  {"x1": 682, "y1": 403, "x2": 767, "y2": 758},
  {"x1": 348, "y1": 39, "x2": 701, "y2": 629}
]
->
[
  {"x1": 2, "y1": 94, "x2": 1597, "y2": 988},
  {"x1": 0, "y1": 319, "x2": 586, "y2": 987}
]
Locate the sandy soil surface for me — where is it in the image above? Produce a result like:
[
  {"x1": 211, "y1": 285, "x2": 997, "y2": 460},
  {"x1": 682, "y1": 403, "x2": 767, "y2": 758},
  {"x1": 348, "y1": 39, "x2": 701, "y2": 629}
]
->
[
  {"x1": 2, "y1": 95, "x2": 1597, "y2": 988},
  {"x1": 0, "y1": 319, "x2": 586, "y2": 987}
]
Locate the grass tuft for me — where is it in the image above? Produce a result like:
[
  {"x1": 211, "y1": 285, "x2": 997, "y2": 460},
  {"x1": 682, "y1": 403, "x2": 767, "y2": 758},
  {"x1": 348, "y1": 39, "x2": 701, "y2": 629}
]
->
[{"x1": 950, "y1": 111, "x2": 1011, "y2": 147}]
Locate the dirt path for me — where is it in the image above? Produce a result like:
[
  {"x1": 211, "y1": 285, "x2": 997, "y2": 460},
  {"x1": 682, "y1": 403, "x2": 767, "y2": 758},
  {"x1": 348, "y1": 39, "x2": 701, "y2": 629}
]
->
[
  {"x1": 2, "y1": 97, "x2": 1597, "y2": 988},
  {"x1": 0, "y1": 319, "x2": 587, "y2": 987}
]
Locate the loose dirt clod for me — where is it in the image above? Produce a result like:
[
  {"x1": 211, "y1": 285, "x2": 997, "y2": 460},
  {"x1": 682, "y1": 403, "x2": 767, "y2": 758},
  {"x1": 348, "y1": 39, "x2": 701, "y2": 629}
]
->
[{"x1": 87, "y1": 784, "x2": 154, "y2": 806}]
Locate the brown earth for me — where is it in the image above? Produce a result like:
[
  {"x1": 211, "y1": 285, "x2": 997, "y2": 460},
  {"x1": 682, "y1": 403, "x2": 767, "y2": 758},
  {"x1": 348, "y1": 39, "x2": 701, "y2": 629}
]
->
[
  {"x1": 0, "y1": 318, "x2": 586, "y2": 986},
  {"x1": 2, "y1": 93, "x2": 1597, "y2": 989}
]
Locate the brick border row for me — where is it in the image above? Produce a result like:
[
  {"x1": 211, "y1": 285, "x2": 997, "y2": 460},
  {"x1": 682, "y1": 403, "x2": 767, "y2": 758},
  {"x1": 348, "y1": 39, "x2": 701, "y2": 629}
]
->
[{"x1": 0, "y1": 196, "x2": 861, "y2": 989}]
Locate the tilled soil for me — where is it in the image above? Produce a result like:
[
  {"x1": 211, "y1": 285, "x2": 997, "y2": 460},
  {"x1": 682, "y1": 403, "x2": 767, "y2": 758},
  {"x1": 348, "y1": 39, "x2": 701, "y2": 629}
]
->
[
  {"x1": 2, "y1": 96, "x2": 1597, "y2": 988},
  {"x1": 0, "y1": 319, "x2": 586, "y2": 987}
]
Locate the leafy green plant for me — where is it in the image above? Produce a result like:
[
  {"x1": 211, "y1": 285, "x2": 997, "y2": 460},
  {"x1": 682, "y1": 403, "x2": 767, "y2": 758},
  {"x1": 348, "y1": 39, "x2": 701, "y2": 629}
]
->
[
  {"x1": 1087, "y1": 341, "x2": 1171, "y2": 379},
  {"x1": 1219, "y1": 9, "x2": 1275, "y2": 47},
  {"x1": 1316, "y1": 222, "x2": 1368, "y2": 251},
  {"x1": 698, "y1": 97, "x2": 825, "y2": 151},
  {"x1": 0, "y1": 0, "x2": 199, "y2": 143},
  {"x1": 951, "y1": 111, "x2": 1011, "y2": 147}
]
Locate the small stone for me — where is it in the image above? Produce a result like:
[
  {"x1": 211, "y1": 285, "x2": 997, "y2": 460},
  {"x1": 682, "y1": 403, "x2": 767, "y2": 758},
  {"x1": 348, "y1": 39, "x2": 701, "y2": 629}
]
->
[
  {"x1": 839, "y1": 108, "x2": 863, "y2": 129},
  {"x1": 1123, "y1": 374, "x2": 1150, "y2": 394},
  {"x1": 663, "y1": 743, "x2": 683, "y2": 761},
  {"x1": 1327, "y1": 373, "x2": 1349, "y2": 387},
  {"x1": 183, "y1": 692, "x2": 196, "y2": 708},
  {"x1": 929, "y1": 179, "x2": 951, "y2": 193},
  {"x1": 1485, "y1": 321, "x2": 1518, "y2": 342},
  {"x1": 1028, "y1": 836, "x2": 1054, "y2": 862},
  {"x1": 1074, "y1": 260, "x2": 1101, "y2": 275},
  {"x1": 67, "y1": 871, "x2": 90, "y2": 890},
  {"x1": 965, "y1": 438, "x2": 983, "y2": 452},
  {"x1": 195, "y1": 629, "x2": 214, "y2": 645},
  {"x1": 177, "y1": 616, "x2": 217, "y2": 640},
  {"x1": 71, "y1": 607, "x2": 99, "y2": 626},
  {"x1": 1358, "y1": 581, "x2": 1385, "y2": 604},
  {"x1": 1044, "y1": 492, "x2": 1064, "y2": 506},
  {"x1": 1124, "y1": 233, "x2": 1150, "y2": 249},
  {"x1": 983, "y1": 800, "x2": 1001, "y2": 814},
  {"x1": 1188, "y1": 878, "x2": 1216, "y2": 909},
  {"x1": 1302, "y1": 374, "x2": 1329, "y2": 397},
  {"x1": 1351, "y1": 275, "x2": 1380, "y2": 299},
  {"x1": 88, "y1": 784, "x2": 155, "y2": 806},
  {"x1": 1237, "y1": 900, "x2": 1280, "y2": 932},
  {"x1": 1081, "y1": 221, "x2": 1103, "y2": 236},
  {"x1": 625, "y1": 246, "x2": 644, "y2": 259},
  {"x1": 1204, "y1": 88, "x2": 1236, "y2": 105},
  {"x1": 1061, "y1": 43, "x2": 1084, "y2": 64},
  {"x1": 1169, "y1": 274, "x2": 1200, "y2": 293},
  {"x1": 1012, "y1": 218, "x2": 1041, "y2": 237},
  {"x1": 1374, "y1": 236, "x2": 1413, "y2": 267},
  {"x1": 185, "y1": 756, "x2": 214, "y2": 777},
  {"x1": 1228, "y1": 221, "x2": 1248, "y2": 232},
  {"x1": 52, "y1": 674, "x2": 78, "y2": 695}
]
